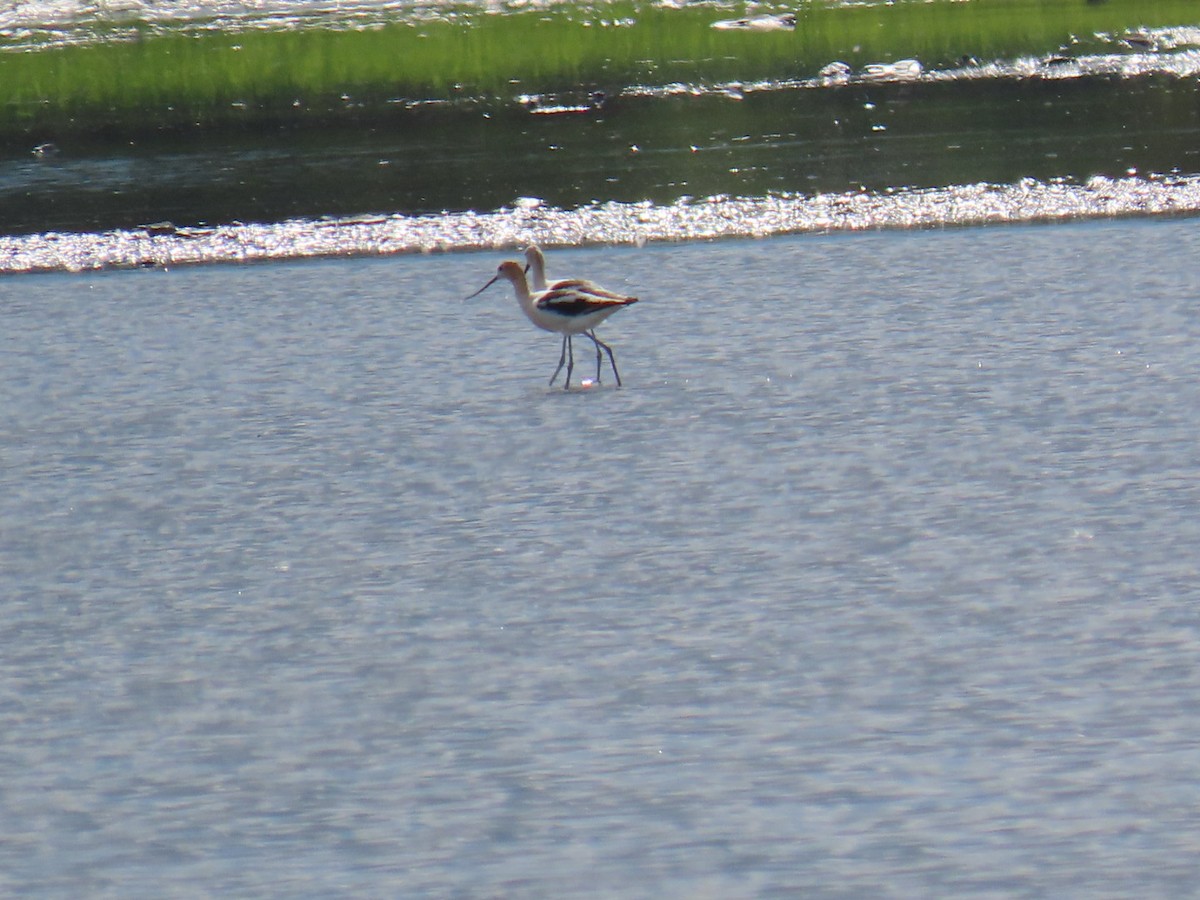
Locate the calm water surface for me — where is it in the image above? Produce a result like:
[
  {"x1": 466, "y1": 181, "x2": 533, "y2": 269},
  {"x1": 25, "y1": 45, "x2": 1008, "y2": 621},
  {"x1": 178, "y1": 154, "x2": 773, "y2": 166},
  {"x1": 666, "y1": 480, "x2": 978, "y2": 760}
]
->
[{"x1": 3, "y1": 221, "x2": 1200, "y2": 896}]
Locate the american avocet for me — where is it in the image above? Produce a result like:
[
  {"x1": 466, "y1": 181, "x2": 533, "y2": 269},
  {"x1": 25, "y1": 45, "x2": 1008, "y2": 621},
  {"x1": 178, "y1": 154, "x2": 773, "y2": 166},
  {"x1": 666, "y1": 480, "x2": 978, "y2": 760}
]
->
[
  {"x1": 523, "y1": 244, "x2": 636, "y2": 385},
  {"x1": 467, "y1": 258, "x2": 638, "y2": 390}
]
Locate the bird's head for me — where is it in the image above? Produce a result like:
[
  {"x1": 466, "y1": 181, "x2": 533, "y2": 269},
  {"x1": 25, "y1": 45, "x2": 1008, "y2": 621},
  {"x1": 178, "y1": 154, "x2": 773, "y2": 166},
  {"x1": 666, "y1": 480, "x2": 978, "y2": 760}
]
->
[{"x1": 465, "y1": 260, "x2": 525, "y2": 299}]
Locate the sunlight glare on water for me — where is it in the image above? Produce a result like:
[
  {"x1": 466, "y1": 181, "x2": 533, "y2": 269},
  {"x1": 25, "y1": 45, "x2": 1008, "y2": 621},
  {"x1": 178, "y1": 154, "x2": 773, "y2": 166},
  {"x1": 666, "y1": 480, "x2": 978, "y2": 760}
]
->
[
  {"x1": 0, "y1": 0, "x2": 465, "y2": 42},
  {"x1": 5, "y1": 174, "x2": 1200, "y2": 273}
]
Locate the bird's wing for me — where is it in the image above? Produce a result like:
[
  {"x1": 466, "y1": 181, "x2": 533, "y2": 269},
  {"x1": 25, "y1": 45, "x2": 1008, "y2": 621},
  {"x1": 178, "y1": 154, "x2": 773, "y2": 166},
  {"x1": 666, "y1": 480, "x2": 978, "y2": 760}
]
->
[
  {"x1": 547, "y1": 278, "x2": 636, "y2": 302},
  {"x1": 537, "y1": 286, "x2": 636, "y2": 317}
]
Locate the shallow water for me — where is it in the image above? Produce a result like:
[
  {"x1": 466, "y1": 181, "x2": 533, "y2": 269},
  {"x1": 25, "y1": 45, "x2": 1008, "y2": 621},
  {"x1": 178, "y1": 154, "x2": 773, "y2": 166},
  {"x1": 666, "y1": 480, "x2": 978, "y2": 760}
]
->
[{"x1": 4, "y1": 221, "x2": 1200, "y2": 895}]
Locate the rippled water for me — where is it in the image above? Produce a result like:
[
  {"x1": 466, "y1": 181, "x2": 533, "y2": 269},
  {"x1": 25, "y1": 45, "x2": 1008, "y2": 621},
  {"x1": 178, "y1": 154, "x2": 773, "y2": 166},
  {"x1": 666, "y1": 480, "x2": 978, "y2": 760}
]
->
[{"x1": 4, "y1": 221, "x2": 1200, "y2": 895}]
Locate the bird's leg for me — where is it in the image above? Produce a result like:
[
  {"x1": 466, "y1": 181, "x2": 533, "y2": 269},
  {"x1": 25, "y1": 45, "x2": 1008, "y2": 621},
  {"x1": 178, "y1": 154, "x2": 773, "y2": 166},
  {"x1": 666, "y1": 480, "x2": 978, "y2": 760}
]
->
[
  {"x1": 549, "y1": 335, "x2": 568, "y2": 386},
  {"x1": 588, "y1": 330, "x2": 603, "y2": 382},
  {"x1": 586, "y1": 333, "x2": 622, "y2": 387},
  {"x1": 564, "y1": 335, "x2": 575, "y2": 390}
]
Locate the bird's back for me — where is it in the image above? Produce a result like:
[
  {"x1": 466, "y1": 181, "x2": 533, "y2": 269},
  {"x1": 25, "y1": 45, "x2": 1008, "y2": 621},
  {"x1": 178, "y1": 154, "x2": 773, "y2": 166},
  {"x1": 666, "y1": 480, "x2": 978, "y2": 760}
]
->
[
  {"x1": 532, "y1": 284, "x2": 637, "y2": 334},
  {"x1": 546, "y1": 277, "x2": 636, "y2": 303}
]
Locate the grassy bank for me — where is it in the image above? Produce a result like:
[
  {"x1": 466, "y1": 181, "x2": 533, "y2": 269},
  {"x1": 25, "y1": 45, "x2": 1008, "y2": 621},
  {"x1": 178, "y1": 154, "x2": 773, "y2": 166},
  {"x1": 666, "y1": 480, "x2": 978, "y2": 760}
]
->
[{"x1": 1, "y1": 0, "x2": 1197, "y2": 134}]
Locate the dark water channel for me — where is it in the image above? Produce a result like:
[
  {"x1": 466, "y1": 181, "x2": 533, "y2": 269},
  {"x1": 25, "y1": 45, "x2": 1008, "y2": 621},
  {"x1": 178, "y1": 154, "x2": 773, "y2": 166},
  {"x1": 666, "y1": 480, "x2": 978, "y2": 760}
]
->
[{"x1": 4, "y1": 70, "x2": 1200, "y2": 238}]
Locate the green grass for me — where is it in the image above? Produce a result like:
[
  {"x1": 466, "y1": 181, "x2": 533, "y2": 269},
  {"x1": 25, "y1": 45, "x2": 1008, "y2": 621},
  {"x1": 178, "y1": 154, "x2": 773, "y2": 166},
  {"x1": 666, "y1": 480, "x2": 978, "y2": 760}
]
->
[{"x1": 1, "y1": 0, "x2": 1198, "y2": 133}]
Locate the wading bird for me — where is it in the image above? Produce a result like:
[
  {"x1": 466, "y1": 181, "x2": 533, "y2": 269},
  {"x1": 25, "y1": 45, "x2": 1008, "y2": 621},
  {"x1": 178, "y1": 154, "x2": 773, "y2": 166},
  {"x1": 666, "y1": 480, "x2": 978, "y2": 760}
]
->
[
  {"x1": 467, "y1": 257, "x2": 638, "y2": 389},
  {"x1": 522, "y1": 244, "x2": 639, "y2": 385}
]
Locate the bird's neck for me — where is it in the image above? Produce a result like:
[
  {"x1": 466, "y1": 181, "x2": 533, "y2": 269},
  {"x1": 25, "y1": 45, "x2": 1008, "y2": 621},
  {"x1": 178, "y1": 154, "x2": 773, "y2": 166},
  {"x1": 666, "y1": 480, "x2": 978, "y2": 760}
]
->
[
  {"x1": 529, "y1": 259, "x2": 547, "y2": 291},
  {"x1": 508, "y1": 276, "x2": 538, "y2": 312}
]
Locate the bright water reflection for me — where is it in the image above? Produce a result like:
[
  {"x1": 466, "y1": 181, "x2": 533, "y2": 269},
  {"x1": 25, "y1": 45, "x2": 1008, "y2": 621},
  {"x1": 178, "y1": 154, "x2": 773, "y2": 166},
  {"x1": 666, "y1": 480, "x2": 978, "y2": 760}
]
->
[{"x1": 3, "y1": 221, "x2": 1200, "y2": 894}]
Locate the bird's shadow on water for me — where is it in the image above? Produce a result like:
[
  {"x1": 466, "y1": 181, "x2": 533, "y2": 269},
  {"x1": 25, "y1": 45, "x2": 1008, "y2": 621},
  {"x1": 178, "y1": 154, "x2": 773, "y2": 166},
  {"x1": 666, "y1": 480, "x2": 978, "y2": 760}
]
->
[
  {"x1": 533, "y1": 381, "x2": 625, "y2": 400},
  {"x1": 506, "y1": 370, "x2": 683, "y2": 414}
]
